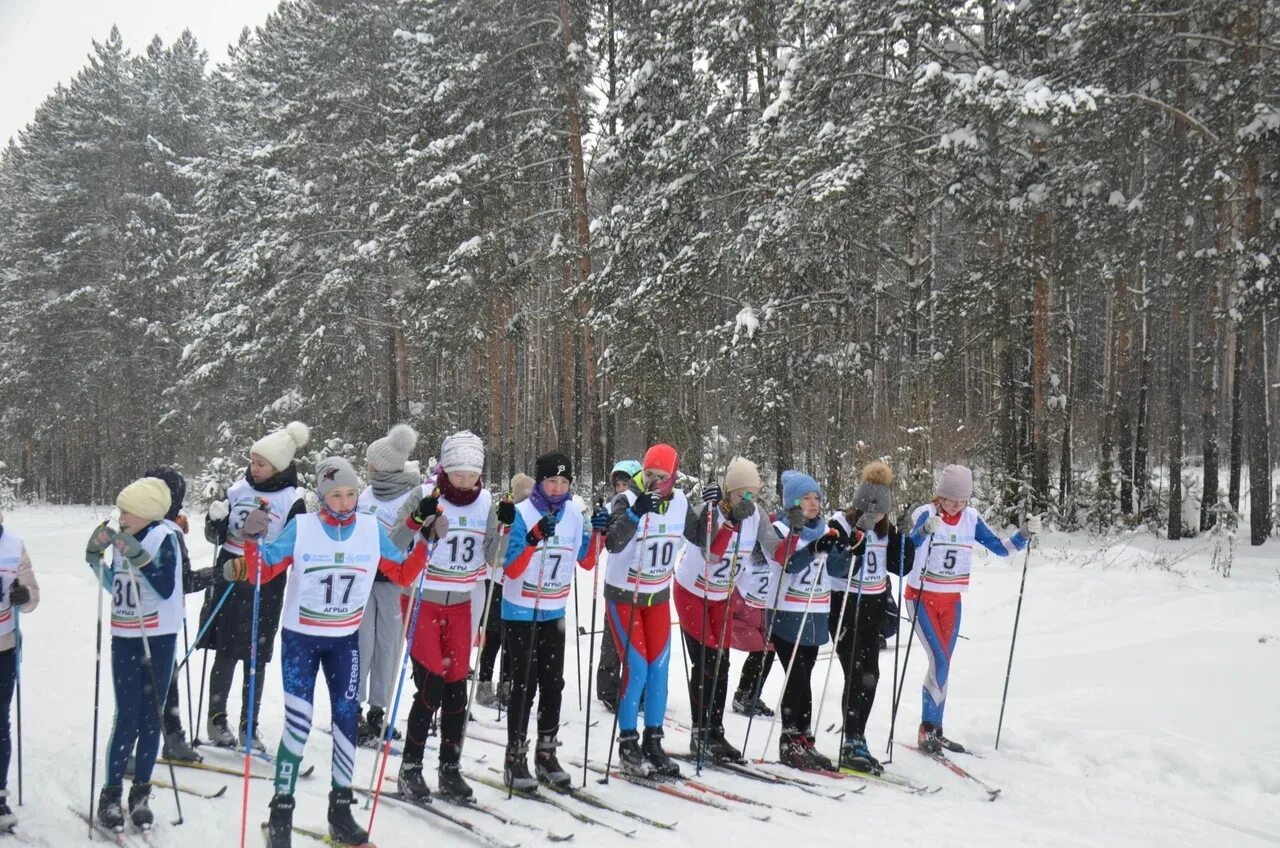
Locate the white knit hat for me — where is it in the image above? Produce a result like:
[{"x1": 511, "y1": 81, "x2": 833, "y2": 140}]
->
[
  {"x1": 250, "y1": 421, "x2": 310, "y2": 472},
  {"x1": 722, "y1": 456, "x2": 762, "y2": 494},
  {"x1": 936, "y1": 464, "x2": 974, "y2": 500},
  {"x1": 367, "y1": 423, "x2": 417, "y2": 473},
  {"x1": 117, "y1": 477, "x2": 172, "y2": 522},
  {"x1": 440, "y1": 430, "x2": 484, "y2": 475}
]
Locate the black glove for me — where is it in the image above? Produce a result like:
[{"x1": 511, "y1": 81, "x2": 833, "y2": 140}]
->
[
  {"x1": 727, "y1": 497, "x2": 756, "y2": 524},
  {"x1": 826, "y1": 519, "x2": 851, "y2": 547},
  {"x1": 7, "y1": 583, "x2": 30, "y2": 607},
  {"x1": 631, "y1": 492, "x2": 655, "y2": 517},
  {"x1": 496, "y1": 497, "x2": 516, "y2": 527},
  {"x1": 526, "y1": 513, "x2": 557, "y2": 546},
  {"x1": 813, "y1": 530, "x2": 841, "y2": 554},
  {"x1": 412, "y1": 494, "x2": 440, "y2": 525},
  {"x1": 701, "y1": 484, "x2": 722, "y2": 505}
]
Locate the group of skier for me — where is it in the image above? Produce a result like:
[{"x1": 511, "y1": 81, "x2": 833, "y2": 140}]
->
[{"x1": 0, "y1": 418, "x2": 1040, "y2": 845}]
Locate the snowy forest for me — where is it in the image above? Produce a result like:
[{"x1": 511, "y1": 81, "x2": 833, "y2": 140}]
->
[{"x1": 0, "y1": 0, "x2": 1276, "y2": 543}]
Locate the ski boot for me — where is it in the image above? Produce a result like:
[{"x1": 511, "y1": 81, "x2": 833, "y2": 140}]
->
[
  {"x1": 240, "y1": 723, "x2": 267, "y2": 753},
  {"x1": 327, "y1": 787, "x2": 369, "y2": 846},
  {"x1": 96, "y1": 785, "x2": 125, "y2": 832},
  {"x1": 437, "y1": 762, "x2": 474, "y2": 802},
  {"x1": 839, "y1": 734, "x2": 883, "y2": 774},
  {"x1": 163, "y1": 728, "x2": 203, "y2": 762},
  {"x1": 617, "y1": 730, "x2": 651, "y2": 777},
  {"x1": 918, "y1": 722, "x2": 965, "y2": 754},
  {"x1": 732, "y1": 690, "x2": 773, "y2": 717},
  {"x1": 206, "y1": 712, "x2": 237, "y2": 748},
  {"x1": 127, "y1": 783, "x2": 153, "y2": 831},
  {"x1": 641, "y1": 727, "x2": 681, "y2": 779},
  {"x1": 800, "y1": 733, "x2": 835, "y2": 771},
  {"x1": 0, "y1": 790, "x2": 16, "y2": 832},
  {"x1": 264, "y1": 793, "x2": 294, "y2": 847},
  {"x1": 398, "y1": 760, "x2": 431, "y2": 803},
  {"x1": 504, "y1": 740, "x2": 538, "y2": 792},
  {"x1": 690, "y1": 726, "x2": 744, "y2": 764},
  {"x1": 474, "y1": 680, "x2": 498, "y2": 708},
  {"x1": 535, "y1": 735, "x2": 572, "y2": 788}
]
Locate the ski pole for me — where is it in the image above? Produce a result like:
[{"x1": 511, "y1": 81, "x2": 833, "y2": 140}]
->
[
  {"x1": 601, "y1": 497, "x2": 653, "y2": 785},
  {"x1": 572, "y1": 530, "x2": 583, "y2": 714},
  {"x1": 995, "y1": 538, "x2": 1033, "y2": 749},
  {"x1": 175, "y1": 582, "x2": 235, "y2": 674},
  {"x1": 88, "y1": 544, "x2": 109, "y2": 837},
  {"x1": 581, "y1": 505, "x2": 604, "y2": 788},
  {"x1": 836, "y1": 546, "x2": 871, "y2": 752},
  {"x1": 507, "y1": 533, "x2": 550, "y2": 799},
  {"x1": 887, "y1": 511, "x2": 934, "y2": 758},
  {"x1": 195, "y1": 513, "x2": 232, "y2": 742},
  {"x1": 460, "y1": 520, "x2": 511, "y2": 758},
  {"x1": 693, "y1": 491, "x2": 715, "y2": 775},
  {"x1": 181, "y1": 615, "x2": 195, "y2": 741},
  {"x1": 700, "y1": 516, "x2": 746, "y2": 773},
  {"x1": 757, "y1": 537, "x2": 829, "y2": 762},
  {"x1": 740, "y1": 506, "x2": 801, "y2": 757},
  {"x1": 238, "y1": 501, "x2": 270, "y2": 848},
  {"x1": 813, "y1": 532, "x2": 862, "y2": 745},
  {"x1": 13, "y1": 608, "x2": 21, "y2": 806},
  {"x1": 122, "y1": 560, "x2": 185, "y2": 826},
  {"x1": 366, "y1": 537, "x2": 435, "y2": 830},
  {"x1": 886, "y1": 528, "x2": 906, "y2": 764}
]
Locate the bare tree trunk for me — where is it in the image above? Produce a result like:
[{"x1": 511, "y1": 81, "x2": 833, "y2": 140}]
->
[{"x1": 1029, "y1": 135, "x2": 1052, "y2": 512}]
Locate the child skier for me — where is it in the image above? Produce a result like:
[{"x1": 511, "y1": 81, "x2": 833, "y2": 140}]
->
[
  {"x1": 595, "y1": 459, "x2": 641, "y2": 712},
  {"x1": 0, "y1": 510, "x2": 38, "y2": 832},
  {"x1": 396, "y1": 431, "x2": 512, "y2": 803},
  {"x1": 85, "y1": 478, "x2": 184, "y2": 831},
  {"x1": 905, "y1": 464, "x2": 1038, "y2": 753},
  {"x1": 500, "y1": 453, "x2": 606, "y2": 790},
  {"x1": 604, "y1": 444, "x2": 705, "y2": 777},
  {"x1": 475, "y1": 472, "x2": 534, "y2": 710},
  {"x1": 201, "y1": 421, "x2": 310, "y2": 751},
  {"x1": 355, "y1": 424, "x2": 422, "y2": 745},
  {"x1": 224, "y1": 456, "x2": 433, "y2": 848},
  {"x1": 673, "y1": 456, "x2": 763, "y2": 764},
  {"x1": 826, "y1": 461, "x2": 901, "y2": 774},
  {"x1": 764, "y1": 470, "x2": 857, "y2": 771}
]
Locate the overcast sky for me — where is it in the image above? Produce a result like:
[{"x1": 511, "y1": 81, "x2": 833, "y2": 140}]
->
[{"x1": 0, "y1": 0, "x2": 283, "y2": 145}]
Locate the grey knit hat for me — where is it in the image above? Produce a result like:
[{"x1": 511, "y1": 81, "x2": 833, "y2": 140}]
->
[
  {"x1": 367, "y1": 424, "x2": 418, "y2": 473},
  {"x1": 441, "y1": 430, "x2": 485, "y2": 475},
  {"x1": 851, "y1": 461, "x2": 894, "y2": 516},
  {"x1": 316, "y1": 457, "x2": 361, "y2": 498},
  {"x1": 936, "y1": 464, "x2": 974, "y2": 500}
]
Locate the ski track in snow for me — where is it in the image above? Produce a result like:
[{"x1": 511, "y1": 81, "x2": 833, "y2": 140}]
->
[{"x1": 7, "y1": 505, "x2": 1280, "y2": 847}]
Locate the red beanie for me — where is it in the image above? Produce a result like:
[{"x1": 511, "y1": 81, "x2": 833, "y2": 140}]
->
[{"x1": 642, "y1": 444, "x2": 679, "y2": 477}]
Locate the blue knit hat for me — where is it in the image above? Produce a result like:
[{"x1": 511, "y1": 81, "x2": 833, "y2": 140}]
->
[{"x1": 780, "y1": 470, "x2": 822, "y2": 509}]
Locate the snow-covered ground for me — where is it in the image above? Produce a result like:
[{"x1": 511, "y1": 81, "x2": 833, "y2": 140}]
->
[{"x1": 6, "y1": 505, "x2": 1279, "y2": 847}]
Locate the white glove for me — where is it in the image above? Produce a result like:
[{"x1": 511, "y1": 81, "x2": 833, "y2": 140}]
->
[
  {"x1": 922, "y1": 515, "x2": 942, "y2": 536},
  {"x1": 207, "y1": 500, "x2": 230, "y2": 521},
  {"x1": 1022, "y1": 514, "x2": 1042, "y2": 536}
]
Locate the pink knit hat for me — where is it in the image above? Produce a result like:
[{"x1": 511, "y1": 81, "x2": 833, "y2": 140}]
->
[{"x1": 936, "y1": 464, "x2": 973, "y2": 500}]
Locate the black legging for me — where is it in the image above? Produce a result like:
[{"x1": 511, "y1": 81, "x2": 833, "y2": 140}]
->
[
  {"x1": 829, "y1": 591, "x2": 884, "y2": 738},
  {"x1": 0, "y1": 648, "x2": 14, "y2": 790},
  {"x1": 207, "y1": 651, "x2": 267, "y2": 730},
  {"x1": 771, "y1": 636, "x2": 818, "y2": 734},
  {"x1": 736, "y1": 649, "x2": 774, "y2": 700},
  {"x1": 504, "y1": 619, "x2": 565, "y2": 744},
  {"x1": 477, "y1": 585, "x2": 505, "y2": 684},
  {"x1": 683, "y1": 631, "x2": 729, "y2": 729},
  {"x1": 163, "y1": 666, "x2": 183, "y2": 735},
  {"x1": 403, "y1": 661, "x2": 467, "y2": 765}
]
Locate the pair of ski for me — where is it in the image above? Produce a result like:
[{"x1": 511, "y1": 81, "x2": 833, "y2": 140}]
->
[
  {"x1": 571, "y1": 759, "x2": 776, "y2": 821},
  {"x1": 479, "y1": 765, "x2": 675, "y2": 834},
  {"x1": 69, "y1": 806, "x2": 158, "y2": 848},
  {"x1": 351, "y1": 783, "x2": 537, "y2": 848},
  {"x1": 899, "y1": 743, "x2": 1002, "y2": 801},
  {"x1": 753, "y1": 757, "x2": 939, "y2": 796}
]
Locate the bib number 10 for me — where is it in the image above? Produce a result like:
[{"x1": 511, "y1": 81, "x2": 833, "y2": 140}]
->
[{"x1": 645, "y1": 541, "x2": 675, "y2": 572}]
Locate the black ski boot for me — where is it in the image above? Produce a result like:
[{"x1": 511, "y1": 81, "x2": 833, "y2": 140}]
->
[
  {"x1": 265, "y1": 793, "x2": 294, "y2": 848},
  {"x1": 97, "y1": 785, "x2": 125, "y2": 832},
  {"x1": 437, "y1": 762, "x2": 474, "y2": 802},
  {"x1": 691, "y1": 726, "x2": 744, "y2": 764},
  {"x1": 935, "y1": 727, "x2": 966, "y2": 753},
  {"x1": 535, "y1": 735, "x2": 572, "y2": 788},
  {"x1": 0, "y1": 789, "x2": 15, "y2": 832},
  {"x1": 163, "y1": 728, "x2": 203, "y2": 763},
  {"x1": 127, "y1": 783, "x2": 153, "y2": 830},
  {"x1": 616, "y1": 730, "x2": 650, "y2": 777},
  {"x1": 326, "y1": 787, "x2": 369, "y2": 846},
  {"x1": 504, "y1": 740, "x2": 538, "y2": 792},
  {"x1": 641, "y1": 727, "x2": 681, "y2": 779},
  {"x1": 398, "y1": 760, "x2": 431, "y2": 803},
  {"x1": 839, "y1": 734, "x2": 883, "y2": 774},
  {"x1": 779, "y1": 730, "x2": 809, "y2": 769},
  {"x1": 800, "y1": 733, "x2": 835, "y2": 771},
  {"x1": 360, "y1": 707, "x2": 385, "y2": 746},
  {"x1": 918, "y1": 722, "x2": 964, "y2": 754}
]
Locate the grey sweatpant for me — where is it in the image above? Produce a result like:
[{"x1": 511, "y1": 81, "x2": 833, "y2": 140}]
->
[{"x1": 358, "y1": 581, "x2": 406, "y2": 708}]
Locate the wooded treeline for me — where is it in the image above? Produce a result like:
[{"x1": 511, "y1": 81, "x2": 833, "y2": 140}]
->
[{"x1": 0, "y1": 0, "x2": 1276, "y2": 542}]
